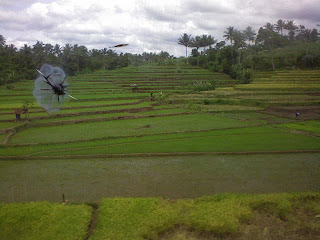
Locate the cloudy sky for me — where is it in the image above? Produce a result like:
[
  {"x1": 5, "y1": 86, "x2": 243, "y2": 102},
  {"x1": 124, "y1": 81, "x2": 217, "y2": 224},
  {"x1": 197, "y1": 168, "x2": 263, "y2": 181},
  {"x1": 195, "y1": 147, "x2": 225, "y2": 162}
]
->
[{"x1": 1, "y1": 0, "x2": 319, "y2": 57}]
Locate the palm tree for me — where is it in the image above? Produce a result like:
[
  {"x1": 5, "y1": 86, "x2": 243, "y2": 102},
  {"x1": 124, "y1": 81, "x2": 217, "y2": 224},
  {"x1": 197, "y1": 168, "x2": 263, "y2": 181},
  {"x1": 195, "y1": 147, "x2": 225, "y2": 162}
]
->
[
  {"x1": 191, "y1": 36, "x2": 201, "y2": 50},
  {"x1": 243, "y1": 26, "x2": 256, "y2": 45},
  {"x1": 206, "y1": 35, "x2": 217, "y2": 49},
  {"x1": 264, "y1": 23, "x2": 275, "y2": 31},
  {"x1": 285, "y1": 20, "x2": 298, "y2": 31},
  {"x1": 178, "y1": 33, "x2": 192, "y2": 58},
  {"x1": 223, "y1": 26, "x2": 235, "y2": 46},
  {"x1": 233, "y1": 30, "x2": 247, "y2": 49},
  {"x1": 285, "y1": 20, "x2": 298, "y2": 40},
  {"x1": 197, "y1": 34, "x2": 217, "y2": 51},
  {"x1": 275, "y1": 19, "x2": 286, "y2": 35}
]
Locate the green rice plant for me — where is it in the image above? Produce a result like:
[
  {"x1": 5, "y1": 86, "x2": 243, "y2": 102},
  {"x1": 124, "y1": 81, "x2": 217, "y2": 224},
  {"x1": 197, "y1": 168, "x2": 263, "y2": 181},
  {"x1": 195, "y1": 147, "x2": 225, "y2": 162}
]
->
[
  {"x1": 0, "y1": 122, "x2": 21, "y2": 130},
  {"x1": 90, "y1": 193, "x2": 320, "y2": 239},
  {"x1": 30, "y1": 108, "x2": 188, "y2": 124},
  {"x1": 278, "y1": 120, "x2": 320, "y2": 134},
  {"x1": 0, "y1": 126, "x2": 282, "y2": 156},
  {"x1": 198, "y1": 104, "x2": 264, "y2": 112},
  {"x1": 0, "y1": 133, "x2": 6, "y2": 143},
  {"x1": 28, "y1": 126, "x2": 320, "y2": 156},
  {"x1": 9, "y1": 113, "x2": 257, "y2": 144},
  {"x1": 234, "y1": 83, "x2": 320, "y2": 91},
  {"x1": 0, "y1": 202, "x2": 92, "y2": 240},
  {"x1": 90, "y1": 198, "x2": 179, "y2": 240},
  {"x1": 184, "y1": 196, "x2": 252, "y2": 235}
]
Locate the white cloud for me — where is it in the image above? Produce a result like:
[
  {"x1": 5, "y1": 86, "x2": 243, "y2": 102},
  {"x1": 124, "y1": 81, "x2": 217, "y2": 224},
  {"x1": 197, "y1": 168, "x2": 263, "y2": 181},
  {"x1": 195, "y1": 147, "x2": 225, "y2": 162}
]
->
[{"x1": 0, "y1": 0, "x2": 319, "y2": 57}]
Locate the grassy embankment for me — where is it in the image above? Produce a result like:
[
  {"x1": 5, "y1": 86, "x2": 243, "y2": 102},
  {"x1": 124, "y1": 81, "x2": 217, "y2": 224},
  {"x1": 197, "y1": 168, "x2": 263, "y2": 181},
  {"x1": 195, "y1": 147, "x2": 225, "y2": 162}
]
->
[{"x1": 1, "y1": 193, "x2": 319, "y2": 240}]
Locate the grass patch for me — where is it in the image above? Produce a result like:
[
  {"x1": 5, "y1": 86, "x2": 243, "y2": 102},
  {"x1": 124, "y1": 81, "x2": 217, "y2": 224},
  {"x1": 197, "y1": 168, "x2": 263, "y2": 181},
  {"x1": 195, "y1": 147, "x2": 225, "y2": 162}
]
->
[
  {"x1": 9, "y1": 113, "x2": 256, "y2": 144},
  {"x1": 0, "y1": 202, "x2": 92, "y2": 240},
  {"x1": 90, "y1": 198, "x2": 178, "y2": 240},
  {"x1": 36, "y1": 127, "x2": 320, "y2": 156},
  {"x1": 0, "y1": 133, "x2": 6, "y2": 143},
  {"x1": 185, "y1": 197, "x2": 252, "y2": 235},
  {"x1": 1, "y1": 126, "x2": 319, "y2": 156},
  {"x1": 0, "y1": 122, "x2": 21, "y2": 130},
  {"x1": 91, "y1": 193, "x2": 320, "y2": 239},
  {"x1": 278, "y1": 120, "x2": 320, "y2": 134}
]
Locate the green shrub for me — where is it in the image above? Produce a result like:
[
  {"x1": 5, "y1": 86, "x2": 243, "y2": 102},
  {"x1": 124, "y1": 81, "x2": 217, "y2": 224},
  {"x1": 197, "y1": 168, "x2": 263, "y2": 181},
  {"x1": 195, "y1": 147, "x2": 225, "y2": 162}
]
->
[
  {"x1": 192, "y1": 80, "x2": 216, "y2": 91},
  {"x1": 240, "y1": 68, "x2": 253, "y2": 84},
  {"x1": 6, "y1": 84, "x2": 14, "y2": 89},
  {"x1": 230, "y1": 64, "x2": 253, "y2": 84},
  {"x1": 203, "y1": 98, "x2": 210, "y2": 105},
  {"x1": 248, "y1": 194, "x2": 292, "y2": 220},
  {"x1": 0, "y1": 202, "x2": 92, "y2": 240}
]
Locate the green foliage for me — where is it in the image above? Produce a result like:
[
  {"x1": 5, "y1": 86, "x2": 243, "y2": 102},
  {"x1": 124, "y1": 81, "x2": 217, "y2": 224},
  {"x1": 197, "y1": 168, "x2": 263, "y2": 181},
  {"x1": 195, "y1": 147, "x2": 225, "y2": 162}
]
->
[
  {"x1": 278, "y1": 120, "x2": 320, "y2": 134},
  {"x1": 248, "y1": 194, "x2": 292, "y2": 220},
  {"x1": 230, "y1": 64, "x2": 253, "y2": 84},
  {"x1": 90, "y1": 198, "x2": 179, "y2": 240},
  {"x1": 90, "y1": 193, "x2": 320, "y2": 239},
  {"x1": 192, "y1": 79, "x2": 217, "y2": 91},
  {"x1": 6, "y1": 84, "x2": 14, "y2": 90},
  {"x1": 239, "y1": 68, "x2": 253, "y2": 84},
  {"x1": 8, "y1": 114, "x2": 256, "y2": 144},
  {"x1": 203, "y1": 98, "x2": 210, "y2": 105},
  {"x1": 21, "y1": 99, "x2": 33, "y2": 110},
  {"x1": 0, "y1": 34, "x2": 175, "y2": 85},
  {"x1": 186, "y1": 22, "x2": 320, "y2": 79},
  {"x1": 185, "y1": 197, "x2": 252, "y2": 234},
  {"x1": 0, "y1": 202, "x2": 92, "y2": 240}
]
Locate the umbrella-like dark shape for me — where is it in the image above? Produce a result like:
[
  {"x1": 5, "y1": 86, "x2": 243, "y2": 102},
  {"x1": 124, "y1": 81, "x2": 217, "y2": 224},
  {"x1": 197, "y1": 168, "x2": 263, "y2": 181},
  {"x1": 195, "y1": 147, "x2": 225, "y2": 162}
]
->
[
  {"x1": 109, "y1": 44, "x2": 129, "y2": 48},
  {"x1": 33, "y1": 64, "x2": 76, "y2": 111}
]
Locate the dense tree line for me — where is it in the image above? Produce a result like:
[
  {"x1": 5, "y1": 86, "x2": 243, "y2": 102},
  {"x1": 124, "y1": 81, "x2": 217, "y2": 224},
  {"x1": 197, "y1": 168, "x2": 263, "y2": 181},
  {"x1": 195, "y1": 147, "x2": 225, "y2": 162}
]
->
[
  {"x1": 0, "y1": 36, "x2": 174, "y2": 85},
  {"x1": 178, "y1": 20, "x2": 320, "y2": 83}
]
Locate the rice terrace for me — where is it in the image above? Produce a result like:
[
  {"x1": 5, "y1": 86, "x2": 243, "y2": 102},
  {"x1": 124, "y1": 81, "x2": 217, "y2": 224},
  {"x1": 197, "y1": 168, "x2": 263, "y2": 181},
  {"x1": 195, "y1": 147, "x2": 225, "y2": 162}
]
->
[
  {"x1": 1, "y1": 16, "x2": 320, "y2": 239},
  {"x1": 1, "y1": 62, "x2": 320, "y2": 239}
]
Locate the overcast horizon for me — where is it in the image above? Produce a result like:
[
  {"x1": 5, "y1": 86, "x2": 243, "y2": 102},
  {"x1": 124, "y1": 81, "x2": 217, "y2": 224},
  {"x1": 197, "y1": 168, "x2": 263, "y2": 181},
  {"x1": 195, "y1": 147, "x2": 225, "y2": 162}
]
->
[{"x1": 1, "y1": 0, "x2": 319, "y2": 57}]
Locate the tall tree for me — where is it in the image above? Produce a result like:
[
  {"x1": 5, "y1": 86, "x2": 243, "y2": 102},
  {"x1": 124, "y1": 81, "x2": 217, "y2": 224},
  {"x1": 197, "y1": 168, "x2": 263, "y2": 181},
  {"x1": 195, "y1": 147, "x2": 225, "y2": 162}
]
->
[
  {"x1": 0, "y1": 34, "x2": 5, "y2": 46},
  {"x1": 310, "y1": 29, "x2": 319, "y2": 42},
  {"x1": 264, "y1": 22, "x2": 275, "y2": 31},
  {"x1": 223, "y1": 26, "x2": 236, "y2": 46},
  {"x1": 285, "y1": 20, "x2": 298, "y2": 40},
  {"x1": 178, "y1": 33, "x2": 192, "y2": 58},
  {"x1": 215, "y1": 41, "x2": 226, "y2": 50},
  {"x1": 243, "y1": 26, "x2": 256, "y2": 45},
  {"x1": 275, "y1": 19, "x2": 286, "y2": 35},
  {"x1": 233, "y1": 30, "x2": 247, "y2": 49},
  {"x1": 205, "y1": 35, "x2": 217, "y2": 49},
  {"x1": 190, "y1": 36, "x2": 202, "y2": 52}
]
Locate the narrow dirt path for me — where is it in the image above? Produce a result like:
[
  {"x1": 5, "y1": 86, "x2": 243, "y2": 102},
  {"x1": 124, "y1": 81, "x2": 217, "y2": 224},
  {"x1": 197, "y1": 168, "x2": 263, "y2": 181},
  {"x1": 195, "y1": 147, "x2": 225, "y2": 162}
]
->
[
  {"x1": 1, "y1": 150, "x2": 320, "y2": 160},
  {"x1": 85, "y1": 203, "x2": 99, "y2": 240}
]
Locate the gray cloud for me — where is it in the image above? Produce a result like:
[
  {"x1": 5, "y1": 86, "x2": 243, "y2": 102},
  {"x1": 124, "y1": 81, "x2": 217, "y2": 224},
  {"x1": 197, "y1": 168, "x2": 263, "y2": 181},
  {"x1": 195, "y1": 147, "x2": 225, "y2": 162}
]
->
[
  {"x1": 275, "y1": 4, "x2": 320, "y2": 22},
  {"x1": 184, "y1": 0, "x2": 236, "y2": 14},
  {"x1": 1, "y1": 0, "x2": 319, "y2": 57},
  {"x1": 143, "y1": 6, "x2": 183, "y2": 23}
]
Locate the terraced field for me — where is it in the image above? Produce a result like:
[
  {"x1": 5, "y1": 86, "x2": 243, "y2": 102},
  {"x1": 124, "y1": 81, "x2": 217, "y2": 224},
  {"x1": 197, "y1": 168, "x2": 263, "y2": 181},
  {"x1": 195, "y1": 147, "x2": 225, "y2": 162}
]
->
[
  {"x1": 0, "y1": 64, "x2": 319, "y2": 239},
  {"x1": 171, "y1": 70, "x2": 320, "y2": 112}
]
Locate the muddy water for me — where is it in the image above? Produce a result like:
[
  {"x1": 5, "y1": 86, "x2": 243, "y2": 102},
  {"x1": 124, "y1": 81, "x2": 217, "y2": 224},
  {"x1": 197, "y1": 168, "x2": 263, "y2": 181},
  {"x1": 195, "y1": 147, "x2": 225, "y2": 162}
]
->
[{"x1": 0, "y1": 153, "x2": 319, "y2": 202}]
